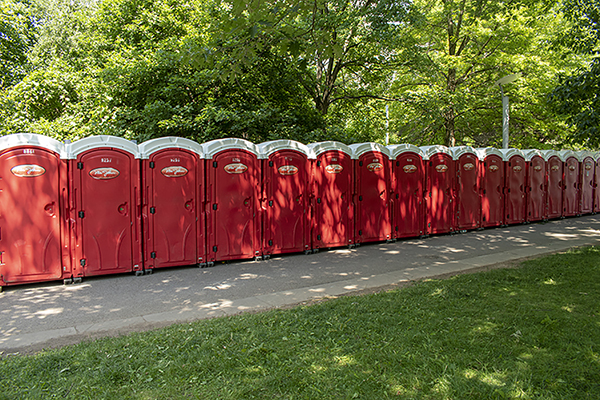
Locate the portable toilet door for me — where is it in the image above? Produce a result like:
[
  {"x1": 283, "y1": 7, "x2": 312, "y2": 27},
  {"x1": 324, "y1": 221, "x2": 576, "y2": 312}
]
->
[
  {"x1": 307, "y1": 141, "x2": 354, "y2": 250},
  {"x1": 0, "y1": 133, "x2": 71, "y2": 289},
  {"x1": 349, "y1": 143, "x2": 392, "y2": 244},
  {"x1": 594, "y1": 152, "x2": 600, "y2": 213},
  {"x1": 421, "y1": 145, "x2": 455, "y2": 235},
  {"x1": 68, "y1": 136, "x2": 142, "y2": 279},
  {"x1": 451, "y1": 146, "x2": 480, "y2": 231},
  {"x1": 259, "y1": 140, "x2": 311, "y2": 256},
  {"x1": 500, "y1": 149, "x2": 526, "y2": 225},
  {"x1": 523, "y1": 149, "x2": 547, "y2": 222},
  {"x1": 476, "y1": 148, "x2": 505, "y2": 228},
  {"x1": 560, "y1": 150, "x2": 581, "y2": 217},
  {"x1": 578, "y1": 151, "x2": 595, "y2": 215},
  {"x1": 543, "y1": 150, "x2": 563, "y2": 219},
  {"x1": 139, "y1": 137, "x2": 205, "y2": 271},
  {"x1": 203, "y1": 138, "x2": 261, "y2": 263},
  {"x1": 387, "y1": 144, "x2": 425, "y2": 239}
]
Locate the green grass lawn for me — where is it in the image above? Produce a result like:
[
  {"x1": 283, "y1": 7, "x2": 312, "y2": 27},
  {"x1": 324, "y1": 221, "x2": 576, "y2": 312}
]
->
[{"x1": 1, "y1": 246, "x2": 600, "y2": 399}]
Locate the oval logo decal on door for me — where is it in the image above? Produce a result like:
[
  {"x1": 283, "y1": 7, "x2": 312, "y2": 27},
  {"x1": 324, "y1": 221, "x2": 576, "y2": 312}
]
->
[
  {"x1": 325, "y1": 164, "x2": 343, "y2": 174},
  {"x1": 513, "y1": 165, "x2": 522, "y2": 172},
  {"x1": 278, "y1": 165, "x2": 298, "y2": 175},
  {"x1": 534, "y1": 165, "x2": 542, "y2": 171},
  {"x1": 585, "y1": 163, "x2": 593, "y2": 170},
  {"x1": 551, "y1": 165, "x2": 560, "y2": 171},
  {"x1": 569, "y1": 165, "x2": 576, "y2": 171},
  {"x1": 224, "y1": 163, "x2": 248, "y2": 174},
  {"x1": 489, "y1": 165, "x2": 499, "y2": 172},
  {"x1": 403, "y1": 165, "x2": 417, "y2": 173},
  {"x1": 463, "y1": 163, "x2": 475, "y2": 171},
  {"x1": 367, "y1": 163, "x2": 383, "y2": 172},
  {"x1": 11, "y1": 164, "x2": 46, "y2": 177},
  {"x1": 435, "y1": 164, "x2": 448, "y2": 173},
  {"x1": 89, "y1": 167, "x2": 120, "y2": 180},
  {"x1": 161, "y1": 166, "x2": 188, "y2": 177}
]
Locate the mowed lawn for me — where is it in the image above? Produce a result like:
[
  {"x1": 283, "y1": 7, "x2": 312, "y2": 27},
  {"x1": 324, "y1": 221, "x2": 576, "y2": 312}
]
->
[{"x1": 1, "y1": 246, "x2": 599, "y2": 399}]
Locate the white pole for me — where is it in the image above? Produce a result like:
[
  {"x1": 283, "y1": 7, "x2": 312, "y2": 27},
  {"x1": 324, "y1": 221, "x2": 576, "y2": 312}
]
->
[
  {"x1": 385, "y1": 104, "x2": 389, "y2": 145},
  {"x1": 502, "y1": 95, "x2": 509, "y2": 149}
]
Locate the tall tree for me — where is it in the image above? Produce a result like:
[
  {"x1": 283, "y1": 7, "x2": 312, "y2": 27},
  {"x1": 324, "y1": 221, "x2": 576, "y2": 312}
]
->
[
  {"x1": 0, "y1": 0, "x2": 37, "y2": 88},
  {"x1": 549, "y1": 0, "x2": 600, "y2": 147}
]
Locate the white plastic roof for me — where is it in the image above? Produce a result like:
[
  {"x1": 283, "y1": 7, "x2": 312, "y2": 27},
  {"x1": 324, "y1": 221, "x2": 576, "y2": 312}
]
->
[
  {"x1": 386, "y1": 144, "x2": 425, "y2": 159},
  {"x1": 539, "y1": 149, "x2": 561, "y2": 161},
  {"x1": 475, "y1": 147, "x2": 504, "y2": 161},
  {"x1": 498, "y1": 148, "x2": 525, "y2": 161},
  {"x1": 449, "y1": 146, "x2": 477, "y2": 160},
  {"x1": 67, "y1": 135, "x2": 140, "y2": 159},
  {"x1": 138, "y1": 137, "x2": 204, "y2": 159},
  {"x1": 420, "y1": 145, "x2": 451, "y2": 160},
  {"x1": 202, "y1": 138, "x2": 260, "y2": 159},
  {"x1": 348, "y1": 142, "x2": 391, "y2": 160},
  {"x1": 576, "y1": 150, "x2": 595, "y2": 161},
  {"x1": 558, "y1": 150, "x2": 579, "y2": 162},
  {"x1": 306, "y1": 141, "x2": 352, "y2": 159},
  {"x1": 522, "y1": 149, "x2": 544, "y2": 161},
  {"x1": 257, "y1": 139, "x2": 310, "y2": 159},
  {"x1": 0, "y1": 133, "x2": 68, "y2": 159}
]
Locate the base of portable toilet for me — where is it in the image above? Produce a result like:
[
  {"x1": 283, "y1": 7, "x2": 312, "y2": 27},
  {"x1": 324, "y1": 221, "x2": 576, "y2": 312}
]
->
[
  {"x1": 388, "y1": 144, "x2": 425, "y2": 239},
  {"x1": 500, "y1": 149, "x2": 526, "y2": 225},
  {"x1": 421, "y1": 145, "x2": 455, "y2": 235},
  {"x1": 203, "y1": 138, "x2": 262, "y2": 263},
  {"x1": 0, "y1": 133, "x2": 71, "y2": 289},
  {"x1": 307, "y1": 141, "x2": 354, "y2": 250},
  {"x1": 451, "y1": 146, "x2": 480, "y2": 231},
  {"x1": 523, "y1": 149, "x2": 547, "y2": 222},
  {"x1": 259, "y1": 140, "x2": 311, "y2": 256},
  {"x1": 543, "y1": 150, "x2": 563, "y2": 219},
  {"x1": 560, "y1": 150, "x2": 581, "y2": 217},
  {"x1": 349, "y1": 143, "x2": 392, "y2": 244},
  {"x1": 139, "y1": 137, "x2": 206, "y2": 271},
  {"x1": 594, "y1": 152, "x2": 600, "y2": 214},
  {"x1": 476, "y1": 148, "x2": 505, "y2": 228},
  {"x1": 67, "y1": 136, "x2": 143, "y2": 279}
]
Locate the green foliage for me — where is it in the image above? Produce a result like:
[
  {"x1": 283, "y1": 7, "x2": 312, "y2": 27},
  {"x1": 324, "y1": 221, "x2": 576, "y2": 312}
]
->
[
  {"x1": 548, "y1": 0, "x2": 600, "y2": 148},
  {"x1": 0, "y1": 0, "x2": 37, "y2": 88},
  {"x1": 2, "y1": 247, "x2": 600, "y2": 398}
]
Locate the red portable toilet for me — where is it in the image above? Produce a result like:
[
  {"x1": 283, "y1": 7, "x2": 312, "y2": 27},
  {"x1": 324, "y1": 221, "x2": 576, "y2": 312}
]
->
[
  {"x1": 203, "y1": 138, "x2": 262, "y2": 263},
  {"x1": 523, "y1": 149, "x2": 547, "y2": 222},
  {"x1": 421, "y1": 145, "x2": 455, "y2": 235},
  {"x1": 0, "y1": 133, "x2": 71, "y2": 290},
  {"x1": 542, "y1": 150, "x2": 563, "y2": 219},
  {"x1": 476, "y1": 148, "x2": 505, "y2": 228},
  {"x1": 500, "y1": 149, "x2": 526, "y2": 225},
  {"x1": 450, "y1": 146, "x2": 480, "y2": 231},
  {"x1": 349, "y1": 143, "x2": 392, "y2": 244},
  {"x1": 67, "y1": 136, "x2": 143, "y2": 280},
  {"x1": 387, "y1": 144, "x2": 426, "y2": 239},
  {"x1": 578, "y1": 151, "x2": 595, "y2": 215},
  {"x1": 139, "y1": 137, "x2": 206, "y2": 271},
  {"x1": 560, "y1": 150, "x2": 581, "y2": 217},
  {"x1": 307, "y1": 141, "x2": 354, "y2": 251},
  {"x1": 259, "y1": 140, "x2": 311, "y2": 256},
  {"x1": 594, "y1": 152, "x2": 600, "y2": 214}
]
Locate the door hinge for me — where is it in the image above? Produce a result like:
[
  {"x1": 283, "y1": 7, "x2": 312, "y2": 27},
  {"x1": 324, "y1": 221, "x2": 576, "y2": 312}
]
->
[
  {"x1": 359, "y1": 161, "x2": 363, "y2": 167},
  {"x1": 317, "y1": 198, "x2": 321, "y2": 204},
  {"x1": 358, "y1": 230, "x2": 362, "y2": 236},
  {"x1": 269, "y1": 200, "x2": 273, "y2": 207},
  {"x1": 359, "y1": 196, "x2": 363, "y2": 201},
  {"x1": 317, "y1": 161, "x2": 321, "y2": 167},
  {"x1": 212, "y1": 204, "x2": 218, "y2": 210},
  {"x1": 80, "y1": 259, "x2": 86, "y2": 267},
  {"x1": 150, "y1": 207, "x2": 156, "y2": 214},
  {"x1": 213, "y1": 245, "x2": 218, "y2": 252},
  {"x1": 317, "y1": 234, "x2": 321, "y2": 241},
  {"x1": 268, "y1": 240, "x2": 273, "y2": 246},
  {"x1": 151, "y1": 252, "x2": 156, "y2": 259},
  {"x1": 213, "y1": 161, "x2": 218, "y2": 168},
  {"x1": 269, "y1": 161, "x2": 274, "y2": 167},
  {"x1": 77, "y1": 162, "x2": 83, "y2": 170},
  {"x1": 78, "y1": 211, "x2": 85, "y2": 218},
  {"x1": 149, "y1": 161, "x2": 155, "y2": 169}
]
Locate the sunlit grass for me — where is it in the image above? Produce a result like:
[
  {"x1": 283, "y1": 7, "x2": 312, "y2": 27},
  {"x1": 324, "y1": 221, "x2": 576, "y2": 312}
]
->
[{"x1": 1, "y1": 246, "x2": 600, "y2": 399}]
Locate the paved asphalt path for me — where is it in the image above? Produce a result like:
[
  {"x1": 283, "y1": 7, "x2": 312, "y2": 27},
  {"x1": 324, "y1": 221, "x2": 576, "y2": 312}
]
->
[{"x1": 2, "y1": 215, "x2": 600, "y2": 353}]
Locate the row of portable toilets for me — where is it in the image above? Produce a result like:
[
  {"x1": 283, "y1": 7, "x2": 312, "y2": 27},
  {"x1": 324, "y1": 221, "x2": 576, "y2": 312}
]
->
[{"x1": 1, "y1": 133, "x2": 599, "y2": 290}]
